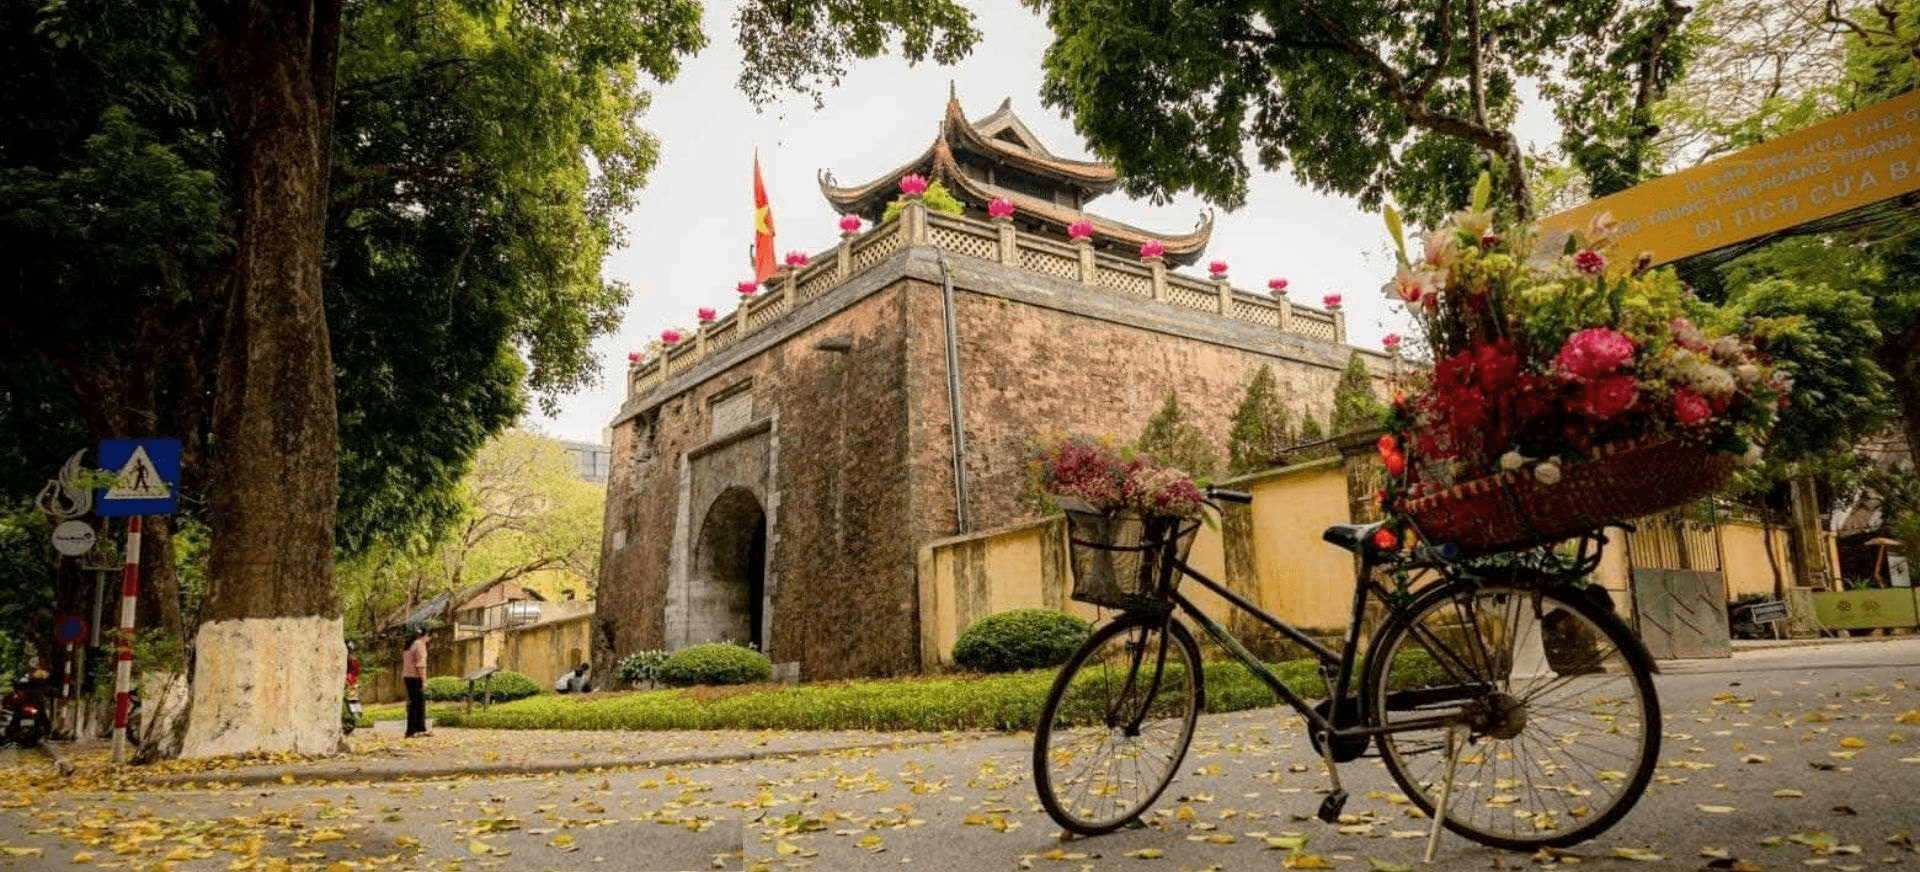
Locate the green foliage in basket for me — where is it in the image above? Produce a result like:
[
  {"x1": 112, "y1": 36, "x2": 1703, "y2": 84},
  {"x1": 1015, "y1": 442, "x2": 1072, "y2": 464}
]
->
[{"x1": 951, "y1": 609, "x2": 1091, "y2": 673}]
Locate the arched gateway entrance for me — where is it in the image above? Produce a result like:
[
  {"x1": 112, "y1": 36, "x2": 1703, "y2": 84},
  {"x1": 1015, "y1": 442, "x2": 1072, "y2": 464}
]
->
[{"x1": 688, "y1": 487, "x2": 767, "y2": 649}]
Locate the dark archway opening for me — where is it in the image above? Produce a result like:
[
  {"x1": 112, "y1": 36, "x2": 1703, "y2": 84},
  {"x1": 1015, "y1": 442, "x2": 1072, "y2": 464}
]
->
[{"x1": 694, "y1": 488, "x2": 767, "y2": 650}]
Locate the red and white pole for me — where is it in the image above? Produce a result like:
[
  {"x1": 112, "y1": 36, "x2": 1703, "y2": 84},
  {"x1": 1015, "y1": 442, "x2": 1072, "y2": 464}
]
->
[{"x1": 112, "y1": 516, "x2": 140, "y2": 763}]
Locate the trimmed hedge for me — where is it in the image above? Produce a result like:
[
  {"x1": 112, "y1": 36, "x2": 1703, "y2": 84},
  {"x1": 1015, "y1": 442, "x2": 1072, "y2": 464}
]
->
[
  {"x1": 616, "y1": 650, "x2": 670, "y2": 686},
  {"x1": 952, "y1": 609, "x2": 1090, "y2": 673},
  {"x1": 423, "y1": 670, "x2": 540, "y2": 702},
  {"x1": 655, "y1": 643, "x2": 772, "y2": 687}
]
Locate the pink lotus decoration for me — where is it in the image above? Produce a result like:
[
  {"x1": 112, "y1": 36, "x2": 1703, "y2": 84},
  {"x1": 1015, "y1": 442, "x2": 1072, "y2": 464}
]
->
[
  {"x1": 736, "y1": 280, "x2": 760, "y2": 296},
  {"x1": 627, "y1": 351, "x2": 642, "y2": 363},
  {"x1": 1323, "y1": 293, "x2": 1342, "y2": 310},
  {"x1": 839, "y1": 214, "x2": 862, "y2": 234},
  {"x1": 1382, "y1": 333, "x2": 1403, "y2": 351},
  {"x1": 1208, "y1": 260, "x2": 1228, "y2": 277},
  {"x1": 1067, "y1": 220, "x2": 1093, "y2": 240},
  {"x1": 661, "y1": 329, "x2": 683, "y2": 345},
  {"x1": 784, "y1": 250, "x2": 809, "y2": 267},
  {"x1": 988, "y1": 197, "x2": 1016, "y2": 218},
  {"x1": 697, "y1": 307, "x2": 716, "y2": 323},
  {"x1": 1139, "y1": 239, "x2": 1165, "y2": 259},
  {"x1": 899, "y1": 173, "x2": 928, "y2": 197},
  {"x1": 1269, "y1": 277, "x2": 1289, "y2": 292}
]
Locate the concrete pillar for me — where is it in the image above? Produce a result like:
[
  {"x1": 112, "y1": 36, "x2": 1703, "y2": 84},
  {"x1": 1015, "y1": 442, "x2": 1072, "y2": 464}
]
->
[
  {"x1": 1270, "y1": 285, "x2": 1294, "y2": 333},
  {"x1": 1333, "y1": 307, "x2": 1348, "y2": 344},
  {"x1": 994, "y1": 215, "x2": 1017, "y2": 266},
  {"x1": 1213, "y1": 275, "x2": 1233, "y2": 315},
  {"x1": 837, "y1": 231, "x2": 855, "y2": 279},
  {"x1": 903, "y1": 199, "x2": 929, "y2": 245},
  {"x1": 1146, "y1": 256, "x2": 1168, "y2": 302},
  {"x1": 1073, "y1": 236, "x2": 1096, "y2": 285}
]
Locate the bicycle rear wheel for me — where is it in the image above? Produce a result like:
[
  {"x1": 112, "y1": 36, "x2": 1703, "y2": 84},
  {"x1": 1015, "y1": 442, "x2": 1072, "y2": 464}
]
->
[
  {"x1": 1365, "y1": 580, "x2": 1659, "y2": 850},
  {"x1": 1033, "y1": 614, "x2": 1202, "y2": 835}
]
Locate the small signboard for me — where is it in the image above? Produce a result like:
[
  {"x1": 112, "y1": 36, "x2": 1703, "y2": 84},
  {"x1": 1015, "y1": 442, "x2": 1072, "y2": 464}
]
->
[
  {"x1": 1746, "y1": 600, "x2": 1790, "y2": 624},
  {"x1": 51, "y1": 520, "x2": 96, "y2": 556},
  {"x1": 53, "y1": 615, "x2": 88, "y2": 646},
  {"x1": 95, "y1": 438, "x2": 180, "y2": 516}
]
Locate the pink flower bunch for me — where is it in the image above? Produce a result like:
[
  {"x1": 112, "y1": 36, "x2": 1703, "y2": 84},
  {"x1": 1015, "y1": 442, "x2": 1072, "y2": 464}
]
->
[
  {"x1": 899, "y1": 174, "x2": 928, "y2": 196},
  {"x1": 1672, "y1": 387, "x2": 1712, "y2": 425},
  {"x1": 1554, "y1": 328, "x2": 1637, "y2": 381},
  {"x1": 696, "y1": 307, "x2": 716, "y2": 323},
  {"x1": 1269, "y1": 277, "x2": 1289, "y2": 292},
  {"x1": 784, "y1": 250, "x2": 809, "y2": 267},
  {"x1": 1033, "y1": 435, "x2": 1205, "y2": 519},
  {"x1": 736, "y1": 280, "x2": 759, "y2": 296},
  {"x1": 1207, "y1": 260, "x2": 1228, "y2": 277},
  {"x1": 1574, "y1": 249, "x2": 1606, "y2": 275},
  {"x1": 988, "y1": 197, "x2": 1016, "y2": 218},
  {"x1": 1124, "y1": 465, "x2": 1205, "y2": 518},
  {"x1": 1382, "y1": 333, "x2": 1402, "y2": 350},
  {"x1": 1323, "y1": 293, "x2": 1342, "y2": 310},
  {"x1": 839, "y1": 214, "x2": 862, "y2": 234},
  {"x1": 1067, "y1": 220, "x2": 1094, "y2": 240},
  {"x1": 1140, "y1": 239, "x2": 1165, "y2": 259},
  {"x1": 627, "y1": 351, "x2": 642, "y2": 363},
  {"x1": 660, "y1": 329, "x2": 682, "y2": 345}
]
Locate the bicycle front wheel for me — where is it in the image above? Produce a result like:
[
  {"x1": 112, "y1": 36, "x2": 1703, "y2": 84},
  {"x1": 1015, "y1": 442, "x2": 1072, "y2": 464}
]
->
[
  {"x1": 1365, "y1": 580, "x2": 1660, "y2": 850},
  {"x1": 1033, "y1": 614, "x2": 1202, "y2": 835}
]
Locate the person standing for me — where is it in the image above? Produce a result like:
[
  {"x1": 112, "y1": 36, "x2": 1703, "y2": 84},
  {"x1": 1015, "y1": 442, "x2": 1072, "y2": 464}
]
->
[{"x1": 402, "y1": 629, "x2": 431, "y2": 738}]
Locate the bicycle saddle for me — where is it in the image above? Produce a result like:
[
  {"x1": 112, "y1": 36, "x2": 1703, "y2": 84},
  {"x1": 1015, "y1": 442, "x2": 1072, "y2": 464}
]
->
[{"x1": 1321, "y1": 522, "x2": 1383, "y2": 553}]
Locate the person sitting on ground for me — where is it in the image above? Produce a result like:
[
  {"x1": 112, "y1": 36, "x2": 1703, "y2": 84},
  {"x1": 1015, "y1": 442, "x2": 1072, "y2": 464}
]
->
[{"x1": 554, "y1": 662, "x2": 591, "y2": 694}]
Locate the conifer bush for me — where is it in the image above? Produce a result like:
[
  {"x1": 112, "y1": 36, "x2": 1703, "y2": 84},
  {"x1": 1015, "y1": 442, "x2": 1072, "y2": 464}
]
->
[
  {"x1": 951, "y1": 608, "x2": 1091, "y2": 673},
  {"x1": 655, "y1": 642, "x2": 773, "y2": 687}
]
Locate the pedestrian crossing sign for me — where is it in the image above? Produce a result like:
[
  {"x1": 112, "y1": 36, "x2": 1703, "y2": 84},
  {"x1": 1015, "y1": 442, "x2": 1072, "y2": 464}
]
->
[{"x1": 96, "y1": 438, "x2": 180, "y2": 516}]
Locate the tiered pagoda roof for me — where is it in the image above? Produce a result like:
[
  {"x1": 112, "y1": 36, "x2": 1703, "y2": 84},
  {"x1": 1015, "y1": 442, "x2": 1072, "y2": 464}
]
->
[{"x1": 819, "y1": 94, "x2": 1213, "y2": 266}]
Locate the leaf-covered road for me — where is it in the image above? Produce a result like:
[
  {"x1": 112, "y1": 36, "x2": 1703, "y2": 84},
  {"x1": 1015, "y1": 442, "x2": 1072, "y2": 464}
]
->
[{"x1": 0, "y1": 639, "x2": 1915, "y2": 871}]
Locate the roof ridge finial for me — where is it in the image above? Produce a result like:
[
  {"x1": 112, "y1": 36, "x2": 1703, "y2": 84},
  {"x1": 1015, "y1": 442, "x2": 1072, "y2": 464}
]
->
[
  {"x1": 949, "y1": 80, "x2": 957, "y2": 101},
  {"x1": 998, "y1": 96, "x2": 1012, "y2": 112}
]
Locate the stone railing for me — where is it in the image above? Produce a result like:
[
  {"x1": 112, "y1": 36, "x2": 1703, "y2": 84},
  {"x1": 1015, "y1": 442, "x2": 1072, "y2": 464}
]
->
[{"x1": 629, "y1": 202, "x2": 1347, "y2": 399}]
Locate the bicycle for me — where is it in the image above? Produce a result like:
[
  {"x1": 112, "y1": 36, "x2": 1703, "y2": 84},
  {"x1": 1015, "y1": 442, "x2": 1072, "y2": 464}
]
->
[{"x1": 1031, "y1": 487, "x2": 1660, "y2": 854}]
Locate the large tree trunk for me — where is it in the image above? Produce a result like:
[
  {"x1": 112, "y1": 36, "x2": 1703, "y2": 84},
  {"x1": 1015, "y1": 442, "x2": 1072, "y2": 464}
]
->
[
  {"x1": 1881, "y1": 333, "x2": 1920, "y2": 515},
  {"x1": 182, "y1": 0, "x2": 346, "y2": 759}
]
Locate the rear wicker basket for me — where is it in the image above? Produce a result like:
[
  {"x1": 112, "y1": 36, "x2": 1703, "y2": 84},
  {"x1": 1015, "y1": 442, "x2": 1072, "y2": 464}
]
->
[
  {"x1": 1403, "y1": 433, "x2": 1738, "y2": 555},
  {"x1": 1059, "y1": 504, "x2": 1198, "y2": 611}
]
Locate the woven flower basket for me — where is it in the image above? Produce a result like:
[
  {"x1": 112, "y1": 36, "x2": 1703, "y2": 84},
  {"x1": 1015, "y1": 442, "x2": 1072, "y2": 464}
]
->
[{"x1": 1402, "y1": 432, "x2": 1738, "y2": 555}]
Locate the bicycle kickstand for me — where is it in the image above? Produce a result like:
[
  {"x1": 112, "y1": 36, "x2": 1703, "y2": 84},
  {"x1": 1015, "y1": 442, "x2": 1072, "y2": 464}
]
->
[
  {"x1": 1313, "y1": 729, "x2": 1348, "y2": 824},
  {"x1": 1423, "y1": 723, "x2": 1467, "y2": 864}
]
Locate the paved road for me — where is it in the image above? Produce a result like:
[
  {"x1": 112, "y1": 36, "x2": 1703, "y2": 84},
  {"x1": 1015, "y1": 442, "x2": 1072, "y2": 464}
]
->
[{"x1": 0, "y1": 639, "x2": 1915, "y2": 871}]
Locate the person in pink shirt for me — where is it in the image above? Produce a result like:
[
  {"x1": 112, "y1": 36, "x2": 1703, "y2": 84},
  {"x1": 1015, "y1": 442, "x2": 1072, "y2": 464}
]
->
[{"x1": 402, "y1": 628, "x2": 431, "y2": 738}]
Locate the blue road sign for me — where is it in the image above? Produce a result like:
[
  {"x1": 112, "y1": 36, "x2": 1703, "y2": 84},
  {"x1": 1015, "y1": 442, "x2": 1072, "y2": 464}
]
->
[
  {"x1": 96, "y1": 438, "x2": 180, "y2": 516},
  {"x1": 53, "y1": 615, "x2": 87, "y2": 646}
]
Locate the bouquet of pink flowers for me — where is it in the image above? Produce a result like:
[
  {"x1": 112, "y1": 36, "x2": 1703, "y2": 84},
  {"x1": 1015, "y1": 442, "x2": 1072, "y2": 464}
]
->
[
  {"x1": 1028, "y1": 434, "x2": 1206, "y2": 520},
  {"x1": 1376, "y1": 176, "x2": 1788, "y2": 551}
]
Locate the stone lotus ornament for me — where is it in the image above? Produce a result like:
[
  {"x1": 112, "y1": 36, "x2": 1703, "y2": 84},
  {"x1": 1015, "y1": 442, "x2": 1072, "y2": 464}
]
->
[
  {"x1": 1208, "y1": 260, "x2": 1228, "y2": 277},
  {"x1": 736, "y1": 280, "x2": 759, "y2": 297},
  {"x1": 1382, "y1": 333, "x2": 1402, "y2": 351},
  {"x1": 660, "y1": 329, "x2": 683, "y2": 345},
  {"x1": 1323, "y1": 293, "x2": 1342, "y2": 310},
  {"x1": 784, "y1": 250, "x2": 809, "y2": 267},
  {"x1": 1067, "y1": 219, "x2": 1093, "y2": 240},
  {"x1": 988, "y1": 197, "x2": 1016, "y2": 219},
  {"x1": 839, "y1": 214, "x2": 862, "y2": 234},
  {"x1": 899, "y1": 173, "x2": 928, "y2": 197},
  {"x1": 1139, "y1": 239, "x2": 1165, "y2": 259},
  {"x1": 1268, "y1": 277, "x2": 1289, "y2": 292},
  {"x1": 627, "y1": 351, "x2": 642, "y2": 363},
  {"x1": 696, "y1": 307, "x2": 716, "y2": 323}
]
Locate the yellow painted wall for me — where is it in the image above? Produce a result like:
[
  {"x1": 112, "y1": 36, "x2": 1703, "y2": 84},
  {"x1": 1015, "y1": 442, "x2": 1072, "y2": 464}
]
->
[
  {"x1": 1721, "y1": 520, "x2": 1795, "y2": 598},
  {"x1": 1239, "y1": 459, "x2": 1360, "y2": 631},
  {"x1": 500, "y1": 616, "x2": 593, "y2": 690}
]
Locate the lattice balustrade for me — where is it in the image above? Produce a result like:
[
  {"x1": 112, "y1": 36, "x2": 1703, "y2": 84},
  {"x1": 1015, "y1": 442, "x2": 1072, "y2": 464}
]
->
[
  {"x1": 632, "y1": 369, "x2": 663, "y2": 396},
  {"x1": 706, "y1": 322, "x2": 738, "y2": 352},
  {"x1": 1097, "y1": 267, "x2": 1152, "y2": 298},
  {"x1": 665, "y1": 348, "x2": 700, "y2": 376},
  {"x1": 1289, "y1": 312, "x2": 1336, "y2": 342},
  {"x1": 1165, "y1": 283, "x2": 1217, "y2": 312},
  {"x1": 929, "y1": 223, "x2": 1000, "y2": 262},
  {"x1": 746, "y1": 295, "x2": 790, "y2": 332},
  {"x1": 1232, "y1": 298, "x2": 1280, "y2": 327},
  {"x1": 1018, "y1": 245, "x2": 1080, "y2": 281},
  {"x1": 850, "y1": 226, "x2": 903, "y2": 273},
  {"x1": 795, "y1": 264, "x2": 839, "y2": 302}
]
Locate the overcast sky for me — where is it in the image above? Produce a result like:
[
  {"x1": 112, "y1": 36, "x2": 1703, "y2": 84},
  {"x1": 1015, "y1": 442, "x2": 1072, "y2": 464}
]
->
[{"x1": 533, "y1": 0, "x2": 1553, "y2": 445}]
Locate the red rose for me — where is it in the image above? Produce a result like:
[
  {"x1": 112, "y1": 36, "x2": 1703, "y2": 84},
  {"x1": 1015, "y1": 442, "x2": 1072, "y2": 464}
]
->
[
  {"x1": 1376, "y1": 434, "x2": 1397, "y2": 456},
  {"x1": 1383, "y1": 451, "x2": 1406, "y2": 476},
  {"x1": 1673, "y1": 387, "x2": 1711, "y2": 425},
  {"x1": 1555, "y1": 328, "x2": 1636, "y2": 381},
  {"x1": 1473, "y1": 341, "x2": 1521, "y2": 389},
  {"x1": 1581, "y1": 375, "x2": 1638, "y2": 419}
]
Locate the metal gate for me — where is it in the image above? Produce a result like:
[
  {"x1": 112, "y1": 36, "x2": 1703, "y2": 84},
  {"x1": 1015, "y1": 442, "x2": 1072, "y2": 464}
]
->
[{"x1": 1628, "y1": 511, "x2": 1732, "y2": 659}]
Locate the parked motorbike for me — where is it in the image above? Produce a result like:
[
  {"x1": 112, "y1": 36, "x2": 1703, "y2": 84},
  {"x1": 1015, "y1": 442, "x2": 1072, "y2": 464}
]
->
[
  {"x1": 341, "y1": 686, "x2": 363, "y2": 735},
  {"x1": 2, "y1": 671, "x2": 54, "y2": 748}
]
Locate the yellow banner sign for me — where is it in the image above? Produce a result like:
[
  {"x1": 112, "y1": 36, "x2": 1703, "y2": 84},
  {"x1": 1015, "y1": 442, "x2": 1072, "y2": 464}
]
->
[{"x1": 1541, "y1": 88, "x2": 1920, "y2": 266}]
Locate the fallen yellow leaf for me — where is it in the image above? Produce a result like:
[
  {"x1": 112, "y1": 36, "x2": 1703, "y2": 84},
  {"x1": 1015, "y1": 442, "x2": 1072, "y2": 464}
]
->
[
  {"x1": 1284, "y1": 851, "x2": 1337, "y2": 869},
  {"x1": 468, "y1": 840, "x2": 492, "y2": 855},
  {"x1": 1840, "y1": 736, "x2": 1868, "y2": 749}
]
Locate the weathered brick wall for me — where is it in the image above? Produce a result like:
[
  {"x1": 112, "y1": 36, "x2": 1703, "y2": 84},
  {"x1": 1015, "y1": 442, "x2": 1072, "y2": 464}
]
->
[{"x1": 598, "y1": 283, "x2": 923, "y2": 680}]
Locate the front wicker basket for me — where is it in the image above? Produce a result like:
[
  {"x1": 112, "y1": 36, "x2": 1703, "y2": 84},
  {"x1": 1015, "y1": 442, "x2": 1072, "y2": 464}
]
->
[
  {"x1": 1402, "y1": 433, "x2": 1738, "y2": 555},
  {"x1": 1059, "y1": 506, "x2": 1198, "y2": 611}
]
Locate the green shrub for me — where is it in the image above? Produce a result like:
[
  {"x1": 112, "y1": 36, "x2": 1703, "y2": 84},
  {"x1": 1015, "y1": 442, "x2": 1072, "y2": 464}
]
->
[
  {"x1": 617, "y1": 650, "x2": 670, "y2": 685},
  {"x1": 952, "y1": 609, "x2": 1091, "y2": 673},
  {"x1": 423, "y1": 670, "x2": 540, "y2": 702},
  {"x1": 655, "y1": 643, "x2": 772, "y2": 687}
]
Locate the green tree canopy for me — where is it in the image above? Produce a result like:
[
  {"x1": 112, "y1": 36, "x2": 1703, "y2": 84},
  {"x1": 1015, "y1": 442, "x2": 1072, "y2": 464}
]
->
[
  {"x1": 1136, "y1": 391, "x2": 1220, "y2": 482},
  {"x1": 1331, "y1": 353, "x2": 1388, "y2": 434},
  {"x1": 1227, "y1": 365, "x2": 1293, "y2": 475},
  {"x1": 1023, "y1": 0, "x2": 1696, "y2": 223}
]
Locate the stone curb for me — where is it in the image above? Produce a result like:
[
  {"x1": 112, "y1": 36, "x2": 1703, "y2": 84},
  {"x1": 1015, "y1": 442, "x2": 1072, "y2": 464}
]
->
[{"x1": 141, "y1": 735, "x2": 962, "y2": 788}]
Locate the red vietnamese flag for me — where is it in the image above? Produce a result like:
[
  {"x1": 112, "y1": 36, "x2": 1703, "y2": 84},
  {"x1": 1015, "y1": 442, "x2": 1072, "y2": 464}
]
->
[{"x1": 753, "y1": 153, "x2": 777, "y2": 282}]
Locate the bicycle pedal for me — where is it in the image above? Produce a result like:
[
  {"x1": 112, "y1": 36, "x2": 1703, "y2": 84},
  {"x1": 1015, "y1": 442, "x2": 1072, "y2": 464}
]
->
[{"x1": 1316, "y1": 789, "x2": 1349, "y2": 823}]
